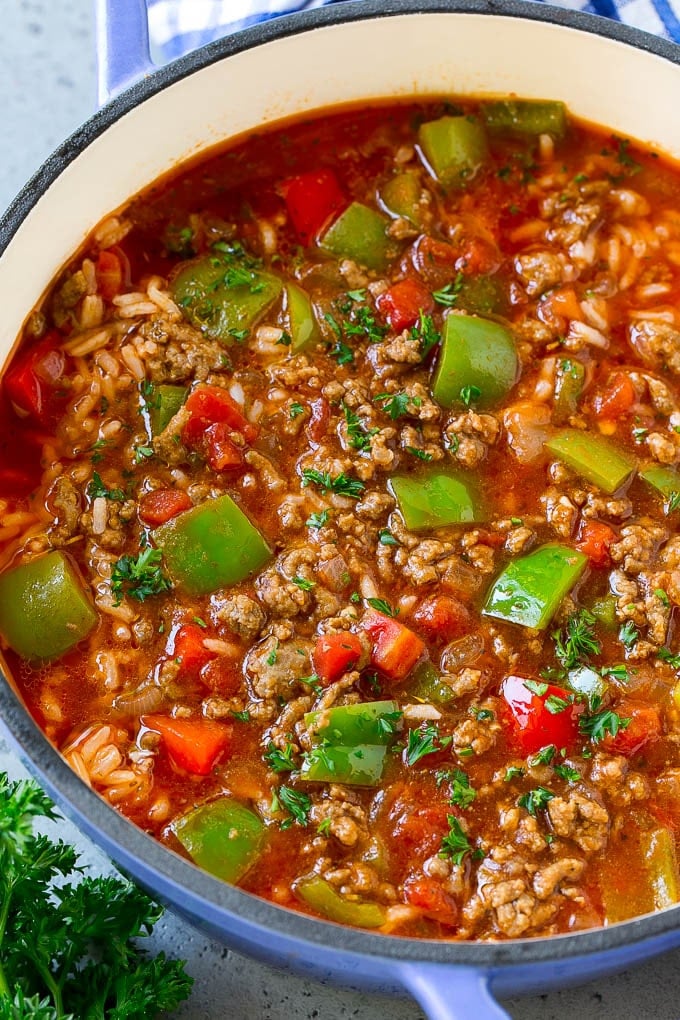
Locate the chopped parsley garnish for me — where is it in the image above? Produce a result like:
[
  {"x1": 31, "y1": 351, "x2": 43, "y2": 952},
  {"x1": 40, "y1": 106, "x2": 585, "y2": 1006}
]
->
[
  {"x1": 378, "y1": 528, "x2": 399, "y2": 546},
  {"x1": 299, "y1": 674, "x2": 324, "y2": 696},
  {"x1": 614, "y1": 136, "x2": 642, "y2": 174},
  {"x1": 301, "y1": 469, "x2": 365, "y2": 499},
  {"x1": 553, "y1": 609, "x2": 600, "y2": 671},
  {"x1": 619, "y1": 621, "x2": 639, "y2": 650},
  {"x1": 317, "y1": 817, "x2": 332, "y2": 836},
  {"x1": 306, "y1": 509, "x2": 330, "y2": 529},
  {"x1": 133, "y1": 444, "x2": 155, "y2": 464},
  {"x1": 192, "y1": 616, "x2": 207, "y2": 628},
  {"x1": 329, "y1": 339, "x2": 354, "y2": 365},
  {"x1": 231, "y1": 710, "x2": 251, "y2": 722},
  {"x1": 405, "y1": 723, "x2": 451, "y2": 767},
  {"x1": 439, "y1": 816, "x2": 482, "y2": 865},
  {"x1": 554, "y1": 763, "x2": 581, "y2": 782},
  {"x1": 111, "y1": 548, "x2": 171, "y2": 606},
  {"x1": 409, "y1": 312, "x2": 440, "y2": 359},
  {"x1": 545, "y1": 693, "x2": 573, "y2": 715},
  {"x1": 524, "y1": 679, "x2": 549, "y2": 697},
  {"x1": 600, "y1": 664, "x2": 628, "y2": 682},
  {"x1": 264, "y1": 742, "x2": 297, "y2": 773},
  {"x1": 272, "y1": 786, "x2": 311, "y2": 830},
  {"x1": 436, "y1": 767, "x2": 477, "y2": 809},
  {"x1": 579, "y1": 708, "x2": 630, "y2": 742},
  {"x1": 366, "y1": 597, "x2": 399, "y2": 617},
  {"x1": 290, "y1": 401, "x2": 305, "y2": 419},
  {"x1": 89, "y1": 438, "x2": 110, "y2": 464},
  {"x1": 518, "y1": 786, "x2": 555, "y2": 816},
  {"x1": 343, "y1": 303, "x2": 387, "y2": 344},
  {"x1": 87, "y1": 471, "x2": 126, "y2": 502},
  {"x1": 632, "y1": 427, "x2": 648, "y2": 443},
  {"x1": 655, "y1": 588, "x2": 671, "y2": 607},
  {"x1": 529, "y1": 745, "x2": 556, "y2": 767},
  {"x1": 373, "y1": 391, "x2": 411, "y2": 420},
  {"x1": 292, "y1": 576, "x2": 315, "y2": 591},
  {"x1": 139, "y1": 379, "x2": 160, "y2": 414},
  {"x1": 266, "y1": 639, "x2": 279, "y2": 666},
  {"x1": 377, "y1": 711, "x2": 403, "y2": 737},
  {"x1": 658, "y1": 646, "x2": 680, "y2": 670},
  {"x1": 667, "y1": 491, "x2": 680, "y2": 514},
  {"x1": 405, "y1": 446, "x2": 433, "y2": 462},
  {"x1": 460, "y1": 384, "x2": 481, "y2": 407},
  {"x1": 276, "y1": 330, "x2": 292, "y2": 346},
  {"x1": 504, "y1": 766, "x2": 525, "y2": 782},
  {"x1": 433, "y1": 274, "x2": 464, "y2": 307},
  {"x1": 342, "y1": 402, "x2": 378, "y2": 451}
]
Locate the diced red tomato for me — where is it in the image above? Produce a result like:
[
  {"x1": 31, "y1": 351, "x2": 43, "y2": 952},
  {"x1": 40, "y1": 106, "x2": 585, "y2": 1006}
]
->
[
  {"x1": 199, "y1": 657, "x2": 243, "y2": 697},
  {"x1": 455, "y1": 235, "x2": 499, "y2": 276},
  {"x1": 413, "y1": 595, "x2": 472, "y2": 644},
  {"x1": 138, "y1": 487, "x2": 192, "y2": 526},
  {"x1": 593, "y1": 373, "x2": 636, "y2": 420},
  {"x1": 281, "y1": 168, "x2": 346, "y2": 245},
  {"x1": 309, "y1": 397, "x2": 330, "y2": 446},
  {"x1": 362, "y1": 609, "x2": 425, "y2": 682},
  {"x1": 403, "y1": 875, "x2": 459, "y2": 926},
  {"x1": 501, "y1": 674, "x2": 582, "y2": 756},
  {"x1": 169, "y1": 623, "x2": 216, "y2": 680},
  {"x1": 183, "y1": 384, "x2": 258, "y2": 446},
  {"x1": 4, "y1": 334, "x2": 66, "y2": 424},
  {"x1": 95, "y1": 250, "x2": 123, "y2": 301},
  {"x1": 412, "y1": 236, "x2": 457, "y2": 288},
  {"x1": 204, "y1": 422, "x2": 245, "y2": 472},
  {"x1": 604, "y1": 702, "x2": 662, "y2": 757},
  {"x1": 575, "y1": 520, "x2": 617, "y2": 568},
  {"x1": 376, "y1": 278, "x2": 434, "y2": 332},
  {"x1": 142, "y1": 714, "x2": 231, "y2": 775},
  {"x1": 391, "y1": 800, "x2": 451, "y2": 862},
  {"x1": 313, "y1": 632, "x2": 364, "y2": 685}
]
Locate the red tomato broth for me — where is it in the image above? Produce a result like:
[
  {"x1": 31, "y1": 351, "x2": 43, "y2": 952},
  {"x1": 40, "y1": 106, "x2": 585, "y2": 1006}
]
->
[{"x1": 0, "y1": 97, "x2": 680, "y2": 939}]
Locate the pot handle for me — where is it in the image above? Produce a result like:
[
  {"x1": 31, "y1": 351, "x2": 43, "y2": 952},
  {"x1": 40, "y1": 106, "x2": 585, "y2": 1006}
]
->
[
  {"x1": 95, "y1": 0, "x2": 153, "y2": 105},
  {"x1": 395, "y1": 963, "x2": 511, "y2": 1020}
]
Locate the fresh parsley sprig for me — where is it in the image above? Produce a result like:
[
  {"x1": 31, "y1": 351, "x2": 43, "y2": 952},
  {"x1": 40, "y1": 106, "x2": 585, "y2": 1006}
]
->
[
  {"x1": 111, "y1": 548, "x2": 171, "y2": 606},
  {"x1": 301, "y1": 469, "x2": 365, "y2": 500}
]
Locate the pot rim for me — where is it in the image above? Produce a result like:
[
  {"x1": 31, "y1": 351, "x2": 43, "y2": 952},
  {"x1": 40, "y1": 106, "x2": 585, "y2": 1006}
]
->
[{"x1": 1, "y1": 0, "x2": 680, "y2": 968}]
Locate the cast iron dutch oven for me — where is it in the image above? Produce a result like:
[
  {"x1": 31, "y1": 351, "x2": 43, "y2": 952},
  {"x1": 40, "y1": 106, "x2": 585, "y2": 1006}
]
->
[{"x1": 2, "y1": 2, "x2": 680, "y2": 1016}]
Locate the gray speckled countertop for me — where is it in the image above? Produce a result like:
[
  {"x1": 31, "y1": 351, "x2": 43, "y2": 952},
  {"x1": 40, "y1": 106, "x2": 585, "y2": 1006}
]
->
[{"x1": 1, "y1": 2, "x2": 679, "y2": 1017}]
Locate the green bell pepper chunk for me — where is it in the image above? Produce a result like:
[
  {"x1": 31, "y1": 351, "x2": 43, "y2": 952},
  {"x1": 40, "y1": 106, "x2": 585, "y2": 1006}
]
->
[
  {"x1": 431, "y1": 314, "x2": 518, "y2": 410},
  {"x1": 483, "y1": 543, "x2": 588, "y2": 630},
  {"x1": 456, "y1": 274, "x2": 509, "y2": 317},
  {"x1": 589, "y1": 594, "x2": 617, "y2": 630},
  {"x1": 481, "y1": 100, "x2": 567, "y2": 139},
  {"x1": 389, "y1": 471, "x2": 480, "y2": 531},
  {"x1": 285, "y1": 282, "x2": 321, "y2": 352},
  {"x1": 641, "y1": 826, "x2": 679, "y2": 910},
  {"x1": 172, "y1": 797, "x2": 265, "y2": 885},
  {"x1": 319, "y1": 202, "x2": 395, "y2": 271},
  {"x1": 379, "y1": 171, "x2": 423, "y2": 225},
  {"x1": 0, "y1": 551, "x2": 98, "y2": 661},
  {"x1": 172, "y1": 254, "x2": 282, "y2": 343},
  {"x1": 640, "y1": 464, "x2": 680, "y2": 501},
  {"x1": 149, "y1": 384, "x2": 188, "y2": 436},
  {"x1": 304, "y1": 700, "x2": 400, "y2": 747},
  {"x1": 153, "y1": 494, "x2": 271, "y2": 596},
  {"x1": 545, "y1": 429, "x2": 636, "y2": 494},
  {"x1": 417, "y1": 115, "x2": 489, "y2": 189},
  {"x1": 296, "y1": 874, "x2": 386, "y2": 928},
  {"x1": 553, "y1": 359, "x2": 585, "y2": 425},
  {"x1": 300, "y1": 744, "x2": 387, "y2": 787},
  {"x1": 409, "y1": 659, "x2": 456, "y2": 705}
]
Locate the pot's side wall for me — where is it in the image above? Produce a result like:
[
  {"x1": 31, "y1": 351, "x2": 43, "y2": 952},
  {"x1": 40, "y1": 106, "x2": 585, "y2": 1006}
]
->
[{"x1": 1, "y1": 11, "x2": 679, "y2": 364}]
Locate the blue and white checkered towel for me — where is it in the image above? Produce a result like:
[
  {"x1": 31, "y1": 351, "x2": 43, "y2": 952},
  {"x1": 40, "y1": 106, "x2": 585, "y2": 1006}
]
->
[{"x1": 146, "y1": 0, "x2": 680, "y2": 62}]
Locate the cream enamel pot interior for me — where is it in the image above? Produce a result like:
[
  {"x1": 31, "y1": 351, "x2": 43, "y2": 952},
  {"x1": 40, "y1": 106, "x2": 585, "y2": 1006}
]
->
[{"x1": 2, "y1": 3, "x2": 680, "y2": 1018}]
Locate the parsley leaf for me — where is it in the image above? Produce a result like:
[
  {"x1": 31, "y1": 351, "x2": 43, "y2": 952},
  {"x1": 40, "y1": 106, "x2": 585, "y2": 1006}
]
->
[
  {"x1": 290, "y1": 401, "x2": 305, "y2": 419},
  {"x1": 579, "y1": 708, "x2": 630, "y2": 742},
  {"x1": 619, "y1": 620, "x2": 639, "y2": 650},
  {"x1": 378, "y1": 528, "x2": 399, "y2": 546},
  {"x1": 373, "y1": 391, "x2": 411, "y2": 420},
  {"x1": 272, "y1": 786, "x2": 311, "y2": 830},
  {"x1": 460, "y1": 384, "x2": 481, "y2": 407},
  {"x1": 504, "y1": 766, "x2": 525, "y2": 782},
  {"x1": 524, "y1": 679, "x2": 549, "y2": 697},
  {"x1": 658, "y1": 646, "x2": 680, "y2": 670},
  {"x1": 264, "y1": 742, "x2": 297, "y2": 773},
  {"x1": 409, "y1": 312, "x2": 441, "y2": 359},
  {"x1": 301, "y1": 469, "x2": 365, "y2": 500},
  {"x1": 529, "y1": 745, "x2": 556, "y2": 767},
  {"x1": 366, "y1": 597, "x2": 399, "y2": 617},
  {"x1": 436, "y1": 767, "x2": 477, "y2": 809},
  {"x1": 292, "y1": 576, "x2": 315, "y2": 591},
  {"x1": 518, "y1": 786, "x2": 555, "y2": 816},
  {"x1": 433, "y1": 274, "x2": 464, "y2": 307},
  {"x1": 342, "y1": 402, "x2": 378, "y2": 451},
  {"x1": 553, "y1": 609, "x2": 601, "y2": 671},
  {"x1": 405, "y1": 723, "x2": 451, "y2": 766},
  {"x1": 87, "y1": 471, "x2": 126, "y2": 502},
  {"x1": 667, "y1": 491, "x2": 680, "y2": 514},
  {"x1": 306, "y1": 509, "x2": 330, "y2": 529},
  {"x1": 439, "y1": 815, "x2": 481, "y2": 865},
  {"x1": 554, "y1": 762, "x2": 581, "y2": 782},
  {"x1": 405, "y1": 446, "x2": 433, "y2": 462},
  {"x1": 111, "y1": 548, "x2": 171, "y2": 606}
]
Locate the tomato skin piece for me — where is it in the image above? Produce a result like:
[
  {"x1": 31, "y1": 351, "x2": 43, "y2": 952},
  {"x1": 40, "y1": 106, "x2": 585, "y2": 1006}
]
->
[
  {"x1": 142, "y1": 714, "x2": 231, "y2": 775},
  {"x1": 604, "y1": 703, "x2": 662, "y2": 757},
  {"x1": 183, "y1": 384, "x2": 258, "y2": 446},
  {"x1": 575, "y1": 520, "x2": 617, "y2": 568},
  {"x1": 376, "y1": 278, "x2": 434, "y2": 332},
  {"x1": 204, "y1": 422, "x2": 245, "y2": 472},
  {"x1": 170, "y1": 623, "x2": 216, "y2": 680},
  {"x1": 501, "y1": 674, "x2": 581, "y2": 755},
  {"x1": 281, "y1": 169, "x2": 346, "y2": 245},
  {"x1": 4, "y1": 335, "x2": 66, "y2": 424},
  {"x1": 362, "y1": 610, "x2": 426, "y2": 681},
  {"x1": 138, "y1": 488, "x2": 193, "y2": 526},
  {"x1": 593, "y1": 372, "x2": 636, "y2": 420},
  {"x1": 199, "y1": 657, "x2": 243, "y2": 697},
  {"x1": 403, "y1": 875, "x2": 459, "y2": 925},
  {"x1": 313, "y1": 632, "x2": 364, "y2": 685},
  {"x1": 413, "y1": 594, "x2": 472, "y2": 643},
  {"x1": 95, "y1": 250, "x2": 123, "y2": 300}
]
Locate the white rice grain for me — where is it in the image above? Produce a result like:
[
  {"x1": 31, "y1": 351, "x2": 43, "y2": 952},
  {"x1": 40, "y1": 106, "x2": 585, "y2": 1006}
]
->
[
  {"x1": 80, "y1": 294, "x2": 104, "y2": 329},
  {"x1": 568, "y1": 320, "x2": 609, "y2": 349},
  {"x1": 119, "y1": 344, "x2": 145, "y2": 380},
  {"x1": 92, "y1": 497, "x2": 108, "y2": 535}
]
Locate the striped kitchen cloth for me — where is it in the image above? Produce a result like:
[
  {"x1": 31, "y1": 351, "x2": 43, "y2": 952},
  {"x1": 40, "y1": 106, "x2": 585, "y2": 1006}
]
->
[{"x1": 146, "y1": 0, "x2": 680, "y2": 61}]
